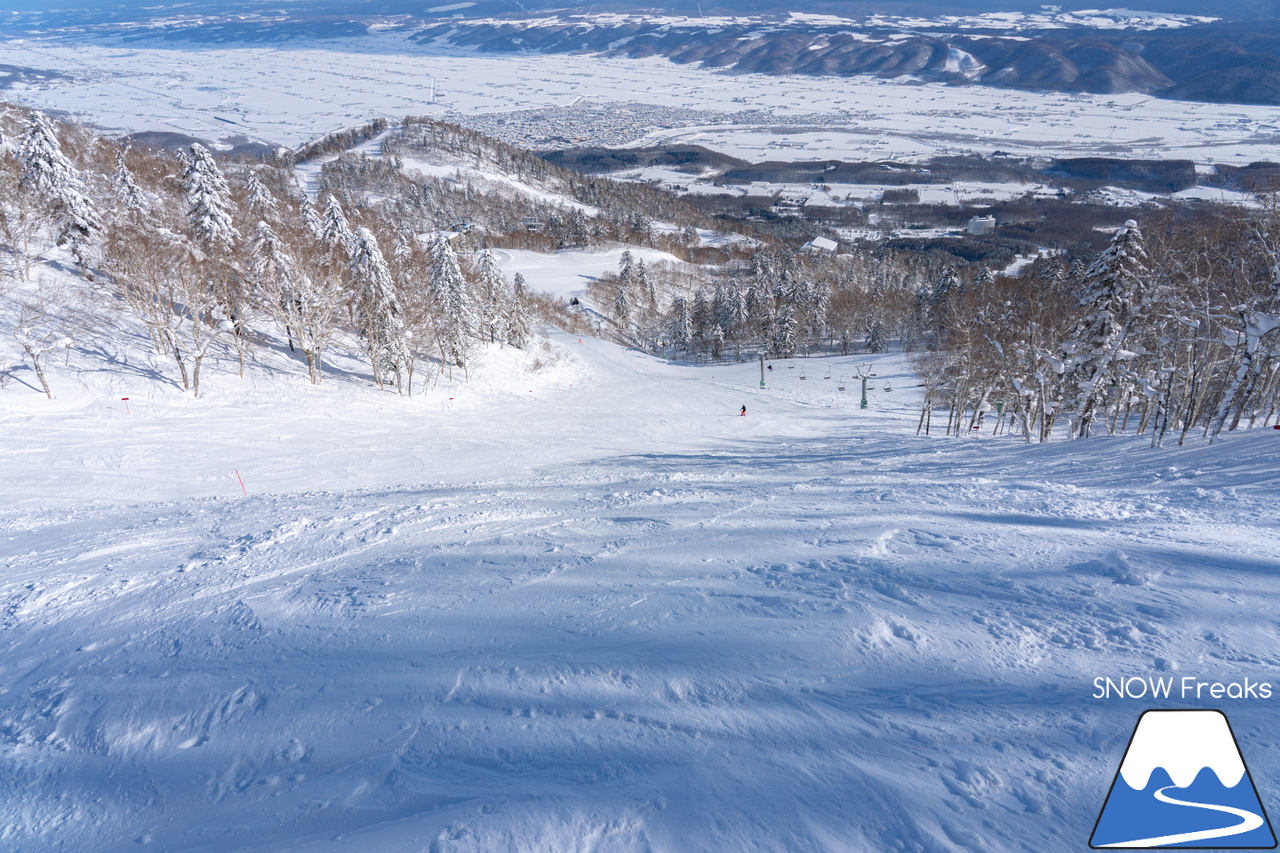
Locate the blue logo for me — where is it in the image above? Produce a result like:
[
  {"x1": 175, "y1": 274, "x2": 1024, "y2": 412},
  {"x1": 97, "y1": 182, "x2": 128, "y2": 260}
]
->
[{"x1": 1091, "y1": 710, "x2": 1276, "y2": 848}]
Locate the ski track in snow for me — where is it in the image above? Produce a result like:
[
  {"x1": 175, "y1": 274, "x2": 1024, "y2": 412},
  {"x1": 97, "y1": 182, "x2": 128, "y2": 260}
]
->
[{"x1": 2, "y1": 332, "x2": 1280, "y2": 851}]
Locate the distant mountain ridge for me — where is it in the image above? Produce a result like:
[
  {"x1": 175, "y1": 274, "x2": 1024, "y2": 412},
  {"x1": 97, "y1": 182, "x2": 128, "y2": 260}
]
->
[
  {"x1": 3, "y1": 1, "x2": 1277, "y2": 106},
  {"x1": 412, "y1": 16, "x2": 1280, "y2": 105}
]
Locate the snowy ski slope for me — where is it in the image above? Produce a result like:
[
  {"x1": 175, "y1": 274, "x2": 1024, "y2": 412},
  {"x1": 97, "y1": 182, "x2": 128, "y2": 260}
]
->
[{"x1": 3, "y1": 287, "x2": 1280, "y2": 850}]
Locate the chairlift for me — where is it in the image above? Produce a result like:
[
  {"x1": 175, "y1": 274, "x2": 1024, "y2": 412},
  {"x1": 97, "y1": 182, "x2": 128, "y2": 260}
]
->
[
  {"x1": 838, "y1": 376, "x2": 846, "y2": 391},
  {"x1": 799, "y1": 370, "x2": 807, "y2": 380},
  {"x1": 824, "y1": 366, "x2": 832, "y2": 380},
  {"x1": 883, "y1": 382, "x2": 892, "y2": 392}
]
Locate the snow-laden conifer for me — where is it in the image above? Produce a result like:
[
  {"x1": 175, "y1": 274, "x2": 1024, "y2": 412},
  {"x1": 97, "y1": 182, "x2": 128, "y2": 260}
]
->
[
  {"x1": 18, "y1": 111, "x2": 98, "y2": 255},
  {"x1": 474, "y1": 248, "x2": 510, "y2": 345},
  {"x1": 1064, "y1": 220, "x2": 1147, "y2": 438},
  {"x1": 249, "y1": 220, "x2": 291, "y2": 292},
  {"x1": 184, "y1": 143, "x2": 239, "y2": 249},
  {"x1": 669, "y1": 296, "x2": 692, "y2": 355},
  {"x1": 507, "y1": 272, "x2": 531, "y2": 349},
  {"x1": 112, "y1": 149, "x2": 147, "y2": 215},
  {"x1": 321, "y1": 194, "x2": 354, "y2": 256},
  {"x1": 773, "y1": 300, "x2": 797, "y2": 358},
  {"x1": 428, "y1": 234, "x2": 474, "y2": 369},
  {"x1": 614, "y1": 270, "x2": 632, "y2": 327},
  {"x1": 350, "y1": 226, "x2": 408, "y2": 389},
  {"x1": 636, "y1": 259, "x2": 655, "y2": 311},
  {"x1": 244, "y1": 172, "x2": 278, "y2": 218},
  {"x1": 298, "y1": 194, "x2": 323, "y2": 239}
]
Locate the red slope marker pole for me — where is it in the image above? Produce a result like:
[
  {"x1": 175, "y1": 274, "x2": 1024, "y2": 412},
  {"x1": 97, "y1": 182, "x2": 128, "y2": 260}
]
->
[
  {"x1": 121, "y1": 397, "x2": 130, "y2": 414},
  {"x1": 235, "y1": 470, "x2": 247, "y2": 496}
]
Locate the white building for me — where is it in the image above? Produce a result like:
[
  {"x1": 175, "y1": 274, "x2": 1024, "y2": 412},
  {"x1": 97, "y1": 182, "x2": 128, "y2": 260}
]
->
[
  {"x1": 801, "y1": 236, "x2": 839, "y2": 253},
  {"x1": 967, "y1": 215, "x2": 997, "y2": 236}
]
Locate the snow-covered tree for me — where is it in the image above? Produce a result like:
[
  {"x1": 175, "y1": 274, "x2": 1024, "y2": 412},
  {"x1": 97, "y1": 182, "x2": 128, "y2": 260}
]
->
[
  {"x1": 636, "y1": 259, "x2": 655, "y2": 311},
  {"x1": 669, "y1": 296, "x2": 692, "y2": 355},
  {"x1": 614, "y1": 271, "x2": 632, "y2": 328},
  {"x1": 350, "y1": 226, "x2": 408, "y2": 389},
  {"x1": 865, "y1": 318, "x2": 886, "y2": 353},
  {"x1": 1063, "y1": 220, "x2": 1147, "y2": 438},
  {"x1": 507, "y1": 272, "x2": 531, "y2": 349},
  {"x1": 773, "y1": 299, "x2": 798, "y2": 358},
  {"x1": 474, "y1": 248, "x2": 510, "y2": 345},
  {"x1": 428, "y1": 234, "x2": 475, "y2": 370},
  {"x1": 615, "y1": 249, "x2": 636, "y2": 327},
  {"x1": 112, "y1": 149, "x2": 147, "y2": 216},
  {"x1": 244, "y1": 172, "x2": 279, "y2": 218},
  {"x1": 183, "y1": 143, "x2": 239, "y2": 250},
  {"x1": 618, "y1": 250, "x2": 635, "y2": 284},
  {"x1": 17, "y1": 111, "x2": 98, "y2": 261},
  {"x1": 320, "y1": 195, "x2": 354, "y2": 255},
  {"x1": 298, "y1": 193, "x2": 323, "y2": 239}
]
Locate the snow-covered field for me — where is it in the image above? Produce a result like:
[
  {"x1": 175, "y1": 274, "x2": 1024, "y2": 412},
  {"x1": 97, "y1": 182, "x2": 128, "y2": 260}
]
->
[
  {"x1": 4, "y1": 30, "x2": 1280, "y2": 165},
  {"x1": 4, "y1": 281, "x2": 1280, "y2": 850}
]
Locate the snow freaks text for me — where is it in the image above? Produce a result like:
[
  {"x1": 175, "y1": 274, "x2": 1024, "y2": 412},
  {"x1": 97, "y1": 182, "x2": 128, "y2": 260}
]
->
[{"x1": 1093, "y1": 677, "x2": 1273, "y2": 701}]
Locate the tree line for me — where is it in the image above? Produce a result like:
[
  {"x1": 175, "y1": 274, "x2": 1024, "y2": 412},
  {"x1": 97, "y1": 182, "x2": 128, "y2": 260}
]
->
[
  {"x1": 4, "y1": 104, "x2": 1278, "y2": 443},
  {"x1": 1, "y1": 108, "x2": 533, "y2": 398}
]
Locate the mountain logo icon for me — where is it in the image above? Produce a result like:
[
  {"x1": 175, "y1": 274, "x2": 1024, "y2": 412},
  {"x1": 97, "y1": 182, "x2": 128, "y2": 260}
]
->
[{"x1": 1091, "y1": 710, "x2": 1277, "y2": 849}]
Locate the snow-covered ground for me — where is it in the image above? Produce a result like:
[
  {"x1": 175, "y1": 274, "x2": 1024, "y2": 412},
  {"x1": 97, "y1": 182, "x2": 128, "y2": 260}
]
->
[
  {"x1": 491, "y1": 247, "x2": 688, "y2": 302},
  {"x1": 4, "y1": 30, "x2": 1279, "y2": 166},
  {"x1": 4, "y1": 269, "x2": 1280, "y2": 850}
]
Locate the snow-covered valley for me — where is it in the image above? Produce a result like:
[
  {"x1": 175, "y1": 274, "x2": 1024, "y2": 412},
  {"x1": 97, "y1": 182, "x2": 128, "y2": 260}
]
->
[
  {"x1": 4, "y1": 30, "x2": 1279, "y2": 165},
  {"x1": 4, "y1": 322, "x2": 1279, "y2": 851}
]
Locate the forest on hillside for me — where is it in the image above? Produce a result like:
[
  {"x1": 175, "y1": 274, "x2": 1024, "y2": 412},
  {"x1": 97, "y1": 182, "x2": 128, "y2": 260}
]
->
[{"x1": 3, "y1": 106, "x2": 1279, "y2": 446}]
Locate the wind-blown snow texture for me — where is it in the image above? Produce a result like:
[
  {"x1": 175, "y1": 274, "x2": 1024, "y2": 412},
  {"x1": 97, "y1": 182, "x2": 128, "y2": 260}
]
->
[{"x1": 3, "y1": 326, "x2": 1280, "y2": 851}]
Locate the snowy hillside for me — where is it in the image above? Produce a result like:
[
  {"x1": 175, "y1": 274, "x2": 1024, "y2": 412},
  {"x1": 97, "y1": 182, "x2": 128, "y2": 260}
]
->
[{"x1": 4, "y1": 289, "x2": 1280, "y2": 851}]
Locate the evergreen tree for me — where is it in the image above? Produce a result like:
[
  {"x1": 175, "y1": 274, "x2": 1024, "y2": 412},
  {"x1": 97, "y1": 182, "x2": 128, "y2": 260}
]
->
[
  {"x1": 865, "y1": 318, "x2": 886, "y2": 353},
  {"x1": 428, "y1": 235, "x2": 475, "y2": 368},
  {"x1": 692, "y1": 289, "x2": 711, "y2": 349},
  {"x1": 183, "y1": 143, "x2": 239, "y2": 250},
  {"x1": 244, "y1": 172, "x2": 279, "y2": 218},
  {"x1": 320, "y1": 194, "x2": 354, "y2": 257},
  {"x1": 507, "y1": 272, "x2": 531, "y2": 349},
  {"x1": 18, "y1": 111, "x2": 98, "y2": 256},
  {"x1": 1063, "y1": 220, "x2": 1147, "y2": 438},
  {"x1": 773, "y1": 300, "x2": 798, "y2": 358},
  {"x1": 249, "y1": 220, "x2": 291, "y2": 288},
  {"x1": 350, "y1": 226, "x2": 408, "y2": 388},
  {"x1": 618, "y1": 250, "x2": 635, "y2": 285},
  {"x1": 249, "y1": 219, "x2": 300, "y2": 352},
  {"x1": 636, "y1": 259, "x2": 655, "y2": 311},
  {"x1": 299, "y1": 194, "x2": 323, "y2": 239},
  {"x1": 474, "y1": 248, "x2": 510, "y2": 345},
  {"x1": 112, "y1": 149, "x2": 146, "y2": 215},
  {"x1": 669, "y1": 296, "x2": 692, "y2": 355},
  {"x1": 614, "y1": 271, "x2": 632, "y2": 328}
]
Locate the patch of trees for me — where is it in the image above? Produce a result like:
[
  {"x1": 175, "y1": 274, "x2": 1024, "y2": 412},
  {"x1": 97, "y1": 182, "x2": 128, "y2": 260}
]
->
[
  {"x1": 909, "y1": 208, "x2": 1280, "y2": 443},
  {"x1": 1042, "y1": 158, "x2": 1198, "y2": 194},
  {"x1": 1, "y1": 108, "x2": 532, "y2": 398},
  {"x1": 539, "y1": 144, "x2": 749, "y2": 174}
]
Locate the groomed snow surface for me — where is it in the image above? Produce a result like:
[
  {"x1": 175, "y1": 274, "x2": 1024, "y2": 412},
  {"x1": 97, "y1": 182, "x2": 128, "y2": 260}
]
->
[{"x1": 3, "y1": 291, "x2": 1280, "y2": 851}]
